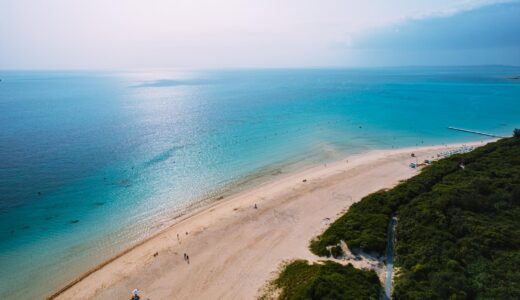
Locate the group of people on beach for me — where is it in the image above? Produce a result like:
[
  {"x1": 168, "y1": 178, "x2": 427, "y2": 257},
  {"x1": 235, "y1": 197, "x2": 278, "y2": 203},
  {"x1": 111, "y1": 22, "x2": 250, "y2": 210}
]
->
[
  {"x1": 131, "y1": 233, "x2": 192, "y2": 299},
  {"x1": 437, "y1": 145, "x2": 474, "y2": 158},
  {"x1": 129, "y1": 203, "x2": 262, "y2": 299},
  {"x1": 176, "y1": 232, "x2": 191, "y2": 264}
]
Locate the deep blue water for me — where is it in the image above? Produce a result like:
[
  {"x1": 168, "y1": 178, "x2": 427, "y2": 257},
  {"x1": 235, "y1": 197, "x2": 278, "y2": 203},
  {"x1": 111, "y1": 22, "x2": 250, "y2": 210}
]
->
[{"x1": 1, "y1": 67, "x2": 519, "y2": 299}]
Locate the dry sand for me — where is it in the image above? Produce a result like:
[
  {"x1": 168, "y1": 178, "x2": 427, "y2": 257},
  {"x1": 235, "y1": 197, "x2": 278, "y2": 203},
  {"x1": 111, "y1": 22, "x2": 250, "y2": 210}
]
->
[{"x1": 50, "y1": 141, "x2": 488, "y2": 300}]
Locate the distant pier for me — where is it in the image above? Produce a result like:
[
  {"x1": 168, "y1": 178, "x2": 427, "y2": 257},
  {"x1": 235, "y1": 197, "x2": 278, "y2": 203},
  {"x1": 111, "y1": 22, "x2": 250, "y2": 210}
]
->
[{"x1": 448, "y1": 126, "x2": 507, "y2": 138}]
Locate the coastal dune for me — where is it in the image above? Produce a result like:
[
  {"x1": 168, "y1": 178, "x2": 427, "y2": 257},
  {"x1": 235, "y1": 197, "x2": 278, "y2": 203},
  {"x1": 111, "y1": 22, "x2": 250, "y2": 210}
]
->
[{"x1": 50, "y1": 142, "x2": 486, "y2": 300}]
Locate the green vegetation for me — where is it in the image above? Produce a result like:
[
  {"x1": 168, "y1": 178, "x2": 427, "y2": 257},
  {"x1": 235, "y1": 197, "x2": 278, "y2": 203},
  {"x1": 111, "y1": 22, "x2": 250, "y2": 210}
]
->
[
  {"x1": 330, "y1": 245, "x2": 343, "y2": 258},
  {"x1": 273, "y1": 260, "x2": 381, "y2": 300},
  {"x1": 394, "y1": 137, "x2": 520, "y2": 299},
  {"x1": 514, "y1": 128, "x2": 520, "y2": 138},
  {"x1": 310, "y1": 190, "x2": 392, "y2": 255},
  {"x1": 310, "y1": 144, "x2": 477, "y2": 256},
  {"x1": 309, "y1": 136, "x2": 520, "y2": 299}
]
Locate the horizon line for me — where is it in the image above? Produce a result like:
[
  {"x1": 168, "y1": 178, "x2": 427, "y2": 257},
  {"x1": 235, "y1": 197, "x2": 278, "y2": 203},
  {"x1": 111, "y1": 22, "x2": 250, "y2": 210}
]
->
[{"x1": 1, "y1": 64, "x2": 520, "y2": 73}]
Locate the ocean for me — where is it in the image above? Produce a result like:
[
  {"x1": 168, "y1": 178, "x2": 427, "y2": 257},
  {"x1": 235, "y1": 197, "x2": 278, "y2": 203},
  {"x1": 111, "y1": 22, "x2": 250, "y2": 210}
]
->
[{"x1": 1, "y1": 67, "x2": 519, "y2": 299}]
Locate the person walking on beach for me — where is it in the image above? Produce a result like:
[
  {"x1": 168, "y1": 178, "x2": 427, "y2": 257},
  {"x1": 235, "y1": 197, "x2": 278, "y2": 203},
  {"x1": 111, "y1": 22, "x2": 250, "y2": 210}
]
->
[
  {"x1": 186, "y1": 254, "x2": 190, "y2": 264},
  {"x1": 131, "y1": 288, "x2": 140, "y2": 300},
  {"x1": 183, "y1": 253, "x2": 187, "y2": 261}
]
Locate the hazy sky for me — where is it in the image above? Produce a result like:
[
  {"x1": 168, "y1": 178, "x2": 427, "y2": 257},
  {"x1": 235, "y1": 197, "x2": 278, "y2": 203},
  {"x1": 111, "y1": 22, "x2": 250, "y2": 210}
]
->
[{"x1": 0, "y1": 0, "x2": 519, "y2": 69}]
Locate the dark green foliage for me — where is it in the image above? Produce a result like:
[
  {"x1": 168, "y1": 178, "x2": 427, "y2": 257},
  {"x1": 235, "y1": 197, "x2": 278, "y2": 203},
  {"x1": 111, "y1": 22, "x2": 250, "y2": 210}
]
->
[
  {"x1": 330, "y1": 245, "x2": 343, "y2": 258},
  {"x1": 274, "y1": 260, "x2": 381, "y2": 300},
  {"x1": 310, "y1": 137, "x2": 520, "y2": 299},
  {"x1": 310, "y1": 144, "x2": 471, "y2": 256},
  {"x1": 394, "y1": 138, "x2": 520, "y2": 299},
  {"x1": 310, "y1": 191, "x2": 392, "y2": 255},
  {"x1": 514, "y1": 128, "x2": 520, "y2": 138}
]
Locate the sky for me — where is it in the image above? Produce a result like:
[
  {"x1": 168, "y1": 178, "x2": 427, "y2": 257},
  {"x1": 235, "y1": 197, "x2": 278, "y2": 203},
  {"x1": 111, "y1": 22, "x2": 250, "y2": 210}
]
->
[{"x1": 0, "y1": 0, "x2": 519, "y2": 69}]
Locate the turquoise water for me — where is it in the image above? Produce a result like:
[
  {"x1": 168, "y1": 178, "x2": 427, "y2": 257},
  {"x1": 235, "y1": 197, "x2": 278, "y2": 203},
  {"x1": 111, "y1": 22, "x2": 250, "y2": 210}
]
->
[{"x1": 1, "y1": 67, "x2": 519, "y2": 299}]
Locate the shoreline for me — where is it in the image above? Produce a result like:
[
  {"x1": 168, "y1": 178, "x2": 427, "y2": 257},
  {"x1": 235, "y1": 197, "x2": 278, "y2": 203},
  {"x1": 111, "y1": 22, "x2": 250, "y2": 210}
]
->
[
  {"x1": 43, "y1": 145, "x2": 352, "y2": 298},
  {"x1": 48, "y1": 140, "x2": 492, "y2": 300}
]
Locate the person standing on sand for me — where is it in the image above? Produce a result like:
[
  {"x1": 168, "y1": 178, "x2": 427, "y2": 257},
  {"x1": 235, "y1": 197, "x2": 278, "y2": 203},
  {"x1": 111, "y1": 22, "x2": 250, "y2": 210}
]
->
[
  {"x1": 184, "y1": 253, "x2": 187, "y2": 261},
  {"x1": 186, "y1": 254, "x2": 190, "y2": 264},
  {"x1": 131, "y1": 289, "x2": 140, "y2": 300}
]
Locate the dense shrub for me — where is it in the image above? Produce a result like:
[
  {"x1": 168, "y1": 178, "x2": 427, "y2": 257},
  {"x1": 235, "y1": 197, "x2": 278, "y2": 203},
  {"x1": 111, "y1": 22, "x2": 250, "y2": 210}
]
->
[
  {"x1": 514, "y1": 128, "x2": 520, "y2": 138},
  {"x1": 330, "y1": 245, "x2": 343, "y2": 258},
  {"x1": 310, "y1": 145, "x2": 469, "y2": 256},
  {"x1": 309, "y1": 137, "x2": 520, "y2": 299},
  {"x1": 310, "y1": 191, "x2": 391, "y2": 255},
  {"x1": 393, "y1": 138, "x2": 520, "y2": 299},
  {"x1": 274, "y1": 260, "x2": 381, "y2": 300}
]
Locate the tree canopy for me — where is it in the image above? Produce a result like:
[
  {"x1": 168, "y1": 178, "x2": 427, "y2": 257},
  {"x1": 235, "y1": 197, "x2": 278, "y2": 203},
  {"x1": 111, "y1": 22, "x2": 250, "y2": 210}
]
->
[{"x1": 309, "y1": 137, "x2": 520, "y2": 299}]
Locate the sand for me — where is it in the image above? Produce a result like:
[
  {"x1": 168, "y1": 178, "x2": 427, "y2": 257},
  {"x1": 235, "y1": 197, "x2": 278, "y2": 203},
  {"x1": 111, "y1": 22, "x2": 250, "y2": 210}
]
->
[{"x1": 49, "y1": 141, "x2": 489, "y2": 300}]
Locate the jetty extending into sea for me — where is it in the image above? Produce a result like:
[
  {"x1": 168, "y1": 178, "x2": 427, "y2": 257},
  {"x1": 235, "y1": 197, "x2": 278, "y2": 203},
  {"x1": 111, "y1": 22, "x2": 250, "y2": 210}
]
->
[{"x1": 448, "y1": 126, "x2": 507, "y2": 138}]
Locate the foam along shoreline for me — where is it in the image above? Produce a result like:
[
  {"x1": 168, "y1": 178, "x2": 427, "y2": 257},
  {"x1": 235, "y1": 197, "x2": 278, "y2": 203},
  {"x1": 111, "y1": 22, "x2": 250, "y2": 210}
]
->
[{"x1": 49, "y1": 140, "x2": 492, "y2": 300}]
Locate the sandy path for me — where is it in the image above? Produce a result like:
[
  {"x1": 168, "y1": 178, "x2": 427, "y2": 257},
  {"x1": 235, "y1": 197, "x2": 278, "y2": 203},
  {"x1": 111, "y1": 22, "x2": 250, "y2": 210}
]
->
[{"x1": 51, "y1": 141, "x2": 487, "y2": 300}]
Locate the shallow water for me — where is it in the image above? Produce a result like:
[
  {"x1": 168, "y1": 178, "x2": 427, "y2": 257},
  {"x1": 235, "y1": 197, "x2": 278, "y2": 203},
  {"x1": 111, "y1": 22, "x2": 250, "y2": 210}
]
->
[{"x1": 1, "y1": 67, "x2": 519, "y2": 299}]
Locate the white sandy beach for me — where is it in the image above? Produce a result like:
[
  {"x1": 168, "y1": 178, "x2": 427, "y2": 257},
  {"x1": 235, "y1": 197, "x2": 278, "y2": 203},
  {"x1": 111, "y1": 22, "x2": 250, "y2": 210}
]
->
[{"x1": 49, "y1": 141, "x2": 489, "y2": 300}]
